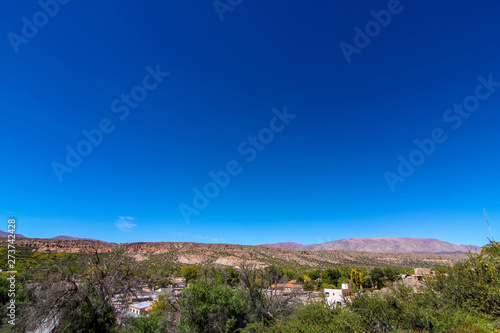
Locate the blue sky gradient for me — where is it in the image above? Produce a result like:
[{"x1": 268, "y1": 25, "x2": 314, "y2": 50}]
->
[{"x1": 1, "y1": 0, "x2": 499, "y2": 246}]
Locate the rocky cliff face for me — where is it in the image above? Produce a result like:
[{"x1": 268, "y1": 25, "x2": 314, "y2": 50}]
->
[
  {"x1": 13, "y1": 239, "x2": 117, "y2": 253},
  {"x1": 6, "y1": 238, "x2": 469, "y2": 269}
]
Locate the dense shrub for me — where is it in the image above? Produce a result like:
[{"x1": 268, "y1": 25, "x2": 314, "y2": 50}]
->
[
  {"x1": 0, "y1": 275, "x2": 29, "y2": 306},
  {"x1": 350, "y1": 285, "x2": 496, "y2": 332},
  {"x1": 125, "y1": 311, "x2": 177, "y2": 333},
  {"x1": 425, "y1": 240, "x2": 500, "y2": 318},
  {"x1": 179, "y1": 278, "x2": 247, "y2": 333},
  {"x1": 242, "y1": 302, "x2": 365, "y2": 333},
  {"x1": 321, "y1": 268, "x2": 342, "y2": 287}
]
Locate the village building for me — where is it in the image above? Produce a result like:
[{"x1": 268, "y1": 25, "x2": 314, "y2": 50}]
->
[
  {"x1": 324, "y1": 283, "x2": 353, "y2": 307},
  {"x1": 128, "y1": 301, "x2": 153, "y2": 316},
  {"x1": 413, "y1": 268, "x2": 433, "y2": 281},
  {"x1": 269, "y1": 280, "x2": 304, "y2": 295}
]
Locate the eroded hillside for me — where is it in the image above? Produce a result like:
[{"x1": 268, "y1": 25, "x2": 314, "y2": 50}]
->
[{"x1": 9, "y1": 238, "x2": 467, "y2": 269}]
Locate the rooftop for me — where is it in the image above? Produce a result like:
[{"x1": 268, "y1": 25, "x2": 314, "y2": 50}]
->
[{"x1": 130, "y1": 301, "x2": 152, "y2": 310}]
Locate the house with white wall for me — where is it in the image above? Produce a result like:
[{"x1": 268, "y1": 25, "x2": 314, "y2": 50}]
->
[
  {"x1": 128, "y1": 301, "x2": 153, "y2": 316},
  {"x1": 324, "y1": 283, "x2": 353, "y2": 307}
]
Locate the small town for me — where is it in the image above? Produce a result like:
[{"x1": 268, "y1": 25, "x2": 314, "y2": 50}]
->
[
  {"x1": 2, "y1": 0, "x2": 499, "y2": 331},
  {"x1": 113, "y1": 267, "x2": 434, "y2": 322}
]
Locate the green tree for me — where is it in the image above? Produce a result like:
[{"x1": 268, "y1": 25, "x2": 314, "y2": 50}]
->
[
  {"x1": 383, "y1": 267, "x2": 399, "y2": 283},
  {"x1": 321, "y1": 268, "x2": 341, "y2": 286},
  {"x1": 362, "y1": 274, "x2": 373, "y2": 289},
  {"x1": 181, "y1": 266, "x2": 198, "y2": 284},
  {"x1": 370, "y1": 267, "x2": 385, "y2": 289},
  {"x1": 302, "y1": 280, "x2": 314, "y2": 292},
  {"x1": 283, "y1": 269, "x2": 297, "y2": 281},
  {"x1": 224, "y1": 266, "x2": 240, "y2": 287},
  {"x1": 179, "y1": 278, "x2": 247, "y2": 333},
  {"x1": 305, "y1": 270, "x2": 320, "y2": 281},
  {"x1": 350, "y1": 268, "x2": 364, "y2": 289},
  {"x1": 149, "y1": 294, "x2": 177, "y2": 314},
  {"x1": 263, "y1": 266, "x2": 283, "y2": 283}
]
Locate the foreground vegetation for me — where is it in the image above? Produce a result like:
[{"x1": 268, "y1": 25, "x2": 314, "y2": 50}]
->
[
  {"x1": 253, "y1": 241, "x2": 500, "y2": 333},
  {"x1": 0, "y1": 241, "x2": 499, "y2": 332}
]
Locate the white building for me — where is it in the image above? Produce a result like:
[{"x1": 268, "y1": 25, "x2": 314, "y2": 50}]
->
[
  {"x1": 324, "y1": 283, "x2": 353, "y2": 307},
  {"x1": 128, "y1": 301, "x2": 153, "y2": 316}
]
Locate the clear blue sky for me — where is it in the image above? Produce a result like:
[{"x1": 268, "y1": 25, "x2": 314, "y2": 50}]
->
[{"x1": 1, "y1": 0, "x2": 499, "y2": 246}]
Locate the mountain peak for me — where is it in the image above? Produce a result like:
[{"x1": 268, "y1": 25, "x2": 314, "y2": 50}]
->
[
  {"x1": 52, "y1": 235, "x2": 100, "y2": 241},
  {"x1": 262, "y1": 237, "x2": 481, "y2": 254},
  {"x1": 0, "y1": 230, "x2": 26, "y2": 238},
  {"x1": 259, "y1": 242, "x2": 303, "y2": 250}
]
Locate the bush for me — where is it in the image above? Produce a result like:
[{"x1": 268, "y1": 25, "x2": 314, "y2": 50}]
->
[
  {"x1": 425, "y1": 240, "x2": 500, "y2": 318},
  {"x1": 302, "y1": 280, "x2": 314, "y2": 291},
  {"x1": 0, "y1": 275, "x2": 29, "y2": 306},
  {"x1": 242, "y1": 302, "x2": 365, "y2": 333},
  {"x1": 125, "y1": 311, "x2": 177, "y2": 333},
  {"x1": 179, "y1": 278, "x2": 247, "y2": 333},
  {"x1": 350, "y1": 284, "x2": 497, "y2": 332}
]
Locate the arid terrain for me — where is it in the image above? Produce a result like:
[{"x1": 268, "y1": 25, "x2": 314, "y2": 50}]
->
[{"x1": 8, "y1": 238, "x2": 470, "y2": 269}]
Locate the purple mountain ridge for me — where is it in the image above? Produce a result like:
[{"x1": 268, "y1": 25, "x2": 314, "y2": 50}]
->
[
  {"x1": 0, "y1": 230, "x2": 26, "y2": 238},
  {"x1": 261, "y1": 237, "x2": 482, "y2": 254}
]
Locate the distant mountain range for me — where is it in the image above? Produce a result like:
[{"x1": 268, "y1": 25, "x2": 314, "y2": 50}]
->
[
  {"x1": 0, "y1": 231, "x2": 97, "y2": 241},
  {"x1": 258, "y1": 242, "x2": 303, "y2": 250},
  {"x1": 0, "y1": 231, "x2": 481, "y2": 254},
  {"x1": 0, "y1": 230, "x2": 26, "y2": 238},
  {"x1": 51, "y1": 235, "x2": 100, "y2": 241},
  {"x1": 260, "y1": 237, "x2": 482, "y2": 254}
]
